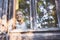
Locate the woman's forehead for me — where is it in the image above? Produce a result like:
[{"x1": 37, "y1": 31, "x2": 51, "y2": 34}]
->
[{"x1": 17, "y1": 11, "x2": 23, "y2": 14}]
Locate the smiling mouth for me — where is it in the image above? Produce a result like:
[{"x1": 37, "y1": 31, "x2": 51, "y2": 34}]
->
[{"x1": 17, "y1": 19, "x2": 21, "y2": 22}]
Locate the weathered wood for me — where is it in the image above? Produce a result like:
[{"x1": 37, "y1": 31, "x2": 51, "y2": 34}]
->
[{"x1": 55, "y1": 0, "x2": 60, "y2": 27}]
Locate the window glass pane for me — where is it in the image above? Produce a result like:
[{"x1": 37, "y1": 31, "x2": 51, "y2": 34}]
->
[
  {"x1": 15, "y1": 0, "x2": 30, "y2": 30},
  {"x1": 36, "y1": 0, "x2": 58, "y2": 29},
  {"x1": 0, "y1": 0, "x2": 8, "y2": 18},
  {"x1": 0, "y1": 0, "x2": 2, "y2": 18}
]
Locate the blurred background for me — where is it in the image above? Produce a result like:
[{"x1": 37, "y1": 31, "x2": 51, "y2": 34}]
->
[{"x1": 0, "y1": 0, "x2": 60, "y2": 40}]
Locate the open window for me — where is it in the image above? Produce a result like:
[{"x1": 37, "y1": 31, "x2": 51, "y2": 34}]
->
[{"x1": 9, "y1": 0, "x2": 31, "y2": 30}]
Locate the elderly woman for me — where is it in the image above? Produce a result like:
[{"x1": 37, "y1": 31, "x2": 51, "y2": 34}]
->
[
  {"x1": 8, "y1": 11, "x2": 27, "y2": 31},
  {"x1": 15, "y1": 10, "x2": 27, "y2": 30}
]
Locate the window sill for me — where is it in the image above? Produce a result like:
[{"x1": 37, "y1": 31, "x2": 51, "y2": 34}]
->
[{"x1": 9, "y1": 28, "x2": 60, "y2": 33}]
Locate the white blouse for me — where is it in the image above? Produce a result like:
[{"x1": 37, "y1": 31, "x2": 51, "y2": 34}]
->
[{"x1": 16, "y1": 21, "x2": 27, "y2": 30}]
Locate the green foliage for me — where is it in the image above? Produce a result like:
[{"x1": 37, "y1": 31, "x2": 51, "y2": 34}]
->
[{"x1": 37, "y1": 1, "x2": 43, "y2": 15}]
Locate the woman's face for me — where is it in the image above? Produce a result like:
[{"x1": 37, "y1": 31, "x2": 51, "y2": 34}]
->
[{"x1": 16, "y1": 11, "x2": 23, "y2": 21}]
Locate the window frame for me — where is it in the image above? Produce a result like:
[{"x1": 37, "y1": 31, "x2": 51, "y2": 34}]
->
[{"x1": 9, "y1": 0, "x2": 60, "y2": 31}]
